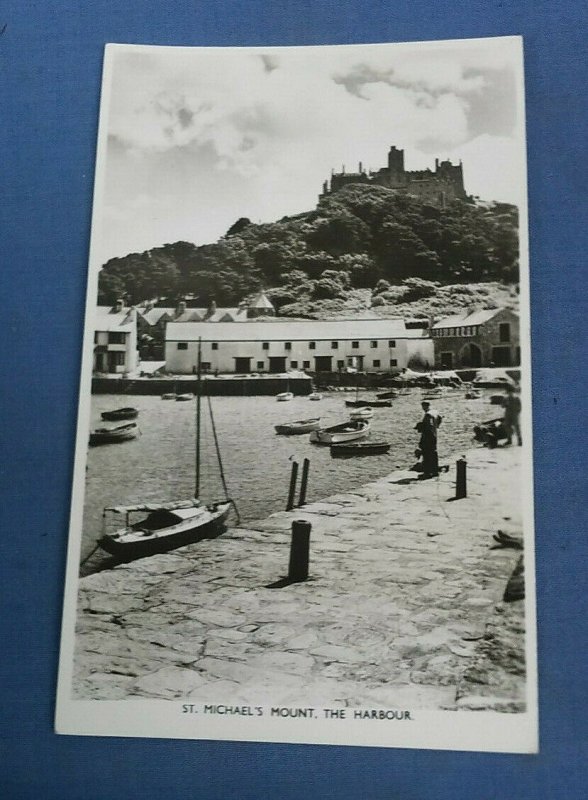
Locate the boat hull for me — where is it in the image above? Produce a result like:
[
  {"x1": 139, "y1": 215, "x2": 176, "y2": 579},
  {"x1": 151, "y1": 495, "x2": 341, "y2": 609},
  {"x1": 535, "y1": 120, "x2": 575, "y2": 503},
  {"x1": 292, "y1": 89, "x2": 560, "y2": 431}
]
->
[
  {"x1": 275, "y1": 418, "x2": 321, "y2": 435},
  {"x1": 276, "y1": 392, "x2": 294, "y2": 401},
  {"x1": 349, "y1": 407, "x2": 374, "y2": 420},
  {"x1": 99, "y1": 502, "x2": 231, "y2": 559},
  {"x1": 310, "y1": 420, "x2": 370, "y2": 444},
  {"x1": 331, "y1": 440, "x2": 391, "y2": 456},
  {"x1": 345, "y1": 399, "x2": 392, "y2": 408},
  {"x1": 89, "y1": 423, "x2": 138, "y2": 446},
  {"x1": 101, "y1": 407, "x2": 138, "y2": 421}
]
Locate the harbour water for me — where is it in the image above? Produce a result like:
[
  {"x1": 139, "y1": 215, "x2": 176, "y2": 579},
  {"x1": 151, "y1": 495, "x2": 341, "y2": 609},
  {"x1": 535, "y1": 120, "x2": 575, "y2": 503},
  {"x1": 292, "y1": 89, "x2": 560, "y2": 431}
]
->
[{"x1": 81, "y1": 389, "x2": 496, "y2": 571}]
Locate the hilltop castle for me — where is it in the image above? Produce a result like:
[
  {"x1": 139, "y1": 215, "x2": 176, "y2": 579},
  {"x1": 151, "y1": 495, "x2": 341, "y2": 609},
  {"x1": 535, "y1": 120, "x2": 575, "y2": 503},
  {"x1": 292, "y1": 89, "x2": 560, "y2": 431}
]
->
[{"x1": 320, "y1": 145, "x2": 468, "y2": 206}]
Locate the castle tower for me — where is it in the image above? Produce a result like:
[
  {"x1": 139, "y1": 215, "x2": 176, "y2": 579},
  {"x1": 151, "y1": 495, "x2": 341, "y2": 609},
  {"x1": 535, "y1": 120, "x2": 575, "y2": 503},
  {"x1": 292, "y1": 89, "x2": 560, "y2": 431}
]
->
[{"x1": 387, "y1": 146, "x2": 405, "y2": 184}]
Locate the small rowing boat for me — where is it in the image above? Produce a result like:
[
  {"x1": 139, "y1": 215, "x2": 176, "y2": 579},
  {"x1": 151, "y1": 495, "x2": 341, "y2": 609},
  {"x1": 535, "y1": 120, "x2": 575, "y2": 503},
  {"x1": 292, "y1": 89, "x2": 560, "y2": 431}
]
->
[
  {"x1": 310, "y1": 419, "x2": 370, "y2": 444},
  {"x1": 331, "y1": 440, "x2": 391, "y2": 456},
  {"x1": 349, "y1": 406, "x2": 374, "y2": 420},
  {"x1": 276, "y1": 391, "x2": 294, "y2": 402},
  {"x1": 275, "y1": 417, "x2": 321, "y2": 435},
  {"x1": 345, "y1": 398, "x2": 392, "y2": 408},
  {"x1": 176, "y1": 393, "x2": 195, "y2": 401},
  {"x1": 308, "y1": 392, "x2": 323, "y2": 401},
  {"x1": 89, "y1": 422, "x2": 139, "y2": 446},
  {"x1": 100, "y1": 407, "x2": 138, "y2": 421}
]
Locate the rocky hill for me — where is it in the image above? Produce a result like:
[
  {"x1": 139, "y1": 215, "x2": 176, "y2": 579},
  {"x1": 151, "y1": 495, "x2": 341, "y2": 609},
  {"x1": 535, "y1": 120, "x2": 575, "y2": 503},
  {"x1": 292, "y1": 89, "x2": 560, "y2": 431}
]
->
[{"x1": 98, "y1": 184, "x2": 519, "y2": 318}]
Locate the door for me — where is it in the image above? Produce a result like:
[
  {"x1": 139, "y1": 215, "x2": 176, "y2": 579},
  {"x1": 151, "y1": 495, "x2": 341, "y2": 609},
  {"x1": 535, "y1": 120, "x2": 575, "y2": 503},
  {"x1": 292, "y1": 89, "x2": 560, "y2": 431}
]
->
[
  {"x1": 491, "y1": 346, "x2": 512, "y2": 367},
  {"x1": 234, "y1": 357, "x2": 251, "y2": 373},
  {"x1": 314, "y1": 356, "x2": 333, "y2": 372},
  {"x1": 440, "y1": 351, "x2": 453, "y2": 368},
  {"x1": 268, "y1": 356, "x2": 287, "y2": 373},
  {"x1": 460, "y1": 343, "x2": 482, "y2": 368}
]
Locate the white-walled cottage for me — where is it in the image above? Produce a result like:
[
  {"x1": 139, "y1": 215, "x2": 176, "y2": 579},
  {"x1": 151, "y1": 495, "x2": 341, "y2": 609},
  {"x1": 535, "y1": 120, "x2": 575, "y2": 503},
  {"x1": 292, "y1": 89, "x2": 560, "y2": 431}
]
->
[
  {"x1": 165, "y1": 319, "x2": 433, "y2": 374},
  {"x1": 93, "y1": 302, "x2": 138, "y2": 375}
]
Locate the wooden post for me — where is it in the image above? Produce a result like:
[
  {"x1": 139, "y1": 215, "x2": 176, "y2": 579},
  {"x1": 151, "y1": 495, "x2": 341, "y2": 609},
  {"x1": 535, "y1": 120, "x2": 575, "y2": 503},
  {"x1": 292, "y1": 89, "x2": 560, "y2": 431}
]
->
[
  {"x1": 298, "y1": 458, "x2": 310, "y2": 507},
  {"x1": 288, "y1": 519, "x2": 311, "y2": 582},
  {"x1": 456, "y1": 457, "x2": 467, "y2": 499},
  {"x1": 286, "y1": 461, "x2": 299, "y2": 511}
]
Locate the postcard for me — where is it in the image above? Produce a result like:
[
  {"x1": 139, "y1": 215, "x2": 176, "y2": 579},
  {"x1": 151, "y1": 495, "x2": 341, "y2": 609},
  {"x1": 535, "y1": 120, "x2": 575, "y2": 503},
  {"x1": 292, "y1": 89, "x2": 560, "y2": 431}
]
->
[{"x1": 56, "y1": 36, "x2": 537, "y2": 752}]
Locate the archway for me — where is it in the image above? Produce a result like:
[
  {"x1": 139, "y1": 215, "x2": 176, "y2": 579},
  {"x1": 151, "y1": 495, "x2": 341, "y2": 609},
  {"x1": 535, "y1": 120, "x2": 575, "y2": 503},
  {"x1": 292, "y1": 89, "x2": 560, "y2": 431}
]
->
[{"x1": 460, "y1": 343, "x2": 482, "y2": 368}]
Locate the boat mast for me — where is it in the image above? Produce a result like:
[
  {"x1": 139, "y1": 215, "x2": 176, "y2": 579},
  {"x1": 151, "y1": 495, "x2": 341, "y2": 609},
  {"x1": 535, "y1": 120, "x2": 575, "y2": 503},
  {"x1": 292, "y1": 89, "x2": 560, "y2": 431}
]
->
[{"x1": 195, "y1": 337, "x2": 202, "y2": 498}]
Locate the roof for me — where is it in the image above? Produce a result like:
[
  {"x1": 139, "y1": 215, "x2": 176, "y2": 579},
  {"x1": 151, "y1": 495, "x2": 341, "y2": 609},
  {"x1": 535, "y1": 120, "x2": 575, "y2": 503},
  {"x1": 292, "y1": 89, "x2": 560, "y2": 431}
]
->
[
  {"x1": 166, "y1": 318, "x2": 427, "y2": 342},
  {"x1": 140, "y1": 307, "x2": 245, "y2": 324},
  {"x1": 95, "y1": 306, "x2": 135, "y2": 332},
  {"x1": 249, "y1": 291, "x2": 275, "y2": 310},
  {"x1": 433, "y1": 308, "x2": 517, "y2": 330}
]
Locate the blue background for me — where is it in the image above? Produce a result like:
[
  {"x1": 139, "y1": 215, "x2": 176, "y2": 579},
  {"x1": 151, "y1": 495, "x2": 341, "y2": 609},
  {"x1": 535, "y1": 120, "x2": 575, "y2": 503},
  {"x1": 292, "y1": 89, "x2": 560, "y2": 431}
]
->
[{"x1": 1, "y1": 2, "x2": 587, "y2": 797}]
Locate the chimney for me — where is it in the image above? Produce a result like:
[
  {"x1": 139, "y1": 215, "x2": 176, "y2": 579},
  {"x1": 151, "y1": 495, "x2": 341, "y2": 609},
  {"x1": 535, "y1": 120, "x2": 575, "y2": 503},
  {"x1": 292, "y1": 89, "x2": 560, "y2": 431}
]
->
[
  {"x1": 205, "y1": 299, "x2": 217, "y2": 320},
  {"x1": 359, "y1": 161, "x2": 362, "y2": 173},
  {"x1": 113, "y1": 298, "x2": 124, "y2": 313},
  {"x1": 175, "y1": 300, "x2": 187, "y2": 318}
]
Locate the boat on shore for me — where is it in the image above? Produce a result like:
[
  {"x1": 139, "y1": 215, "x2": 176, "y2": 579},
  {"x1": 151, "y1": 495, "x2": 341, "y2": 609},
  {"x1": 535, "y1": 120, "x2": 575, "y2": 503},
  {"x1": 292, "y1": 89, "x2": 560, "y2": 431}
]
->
[
  {"x1": 98, "y1": 338, "x2": 233, "y2": 560},
  {"x1": 275, "y1": 417, "x2": 321, "y2": 435},
  {"x1": 276, "y1": 391, "x2": 294, "y2": 402},
  {"x1": 308, "y1": 392, "x2": 322, "y2": 401},
  {"x1": 349, "y1": 406, "x2": 374, "y2": 420},
  {"x1": 89, "y1": 422, "x2": 139, "y2": 446},
  {"x1": 345, "y1": 398, "x2": 392, "y2": 408},
  {"x1": 376, "y1": 390, "x2": 399, "y2": 400},
  {"x1": 100, "y1": 407, "x2": 138, "y2": 421},
  {"x1": 161, "y1": 392, "x2": 176, "y2": 400},
  {"x1": 331, "y1": 440, "x2": 391, "y2": 456},
  {"x1": 310, "y1": 419, "x2": 370, "y2": 444},
  {"x1": 176, "y1": 392, "x2": 195, "y2": 401}
]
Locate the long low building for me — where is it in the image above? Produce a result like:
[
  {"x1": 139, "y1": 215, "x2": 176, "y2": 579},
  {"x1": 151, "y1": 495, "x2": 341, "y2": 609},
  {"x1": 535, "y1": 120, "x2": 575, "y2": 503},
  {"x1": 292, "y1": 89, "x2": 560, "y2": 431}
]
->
[{"x1": 165, "y1": 319, "x2": 433, "y2": 374}]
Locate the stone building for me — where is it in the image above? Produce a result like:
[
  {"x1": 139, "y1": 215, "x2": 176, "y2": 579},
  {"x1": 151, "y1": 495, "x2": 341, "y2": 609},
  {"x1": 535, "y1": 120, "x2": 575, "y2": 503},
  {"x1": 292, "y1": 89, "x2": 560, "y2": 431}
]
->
[
  {"x1": 320, "y1": 145, "x2": 467, "y2": 206},
  {"x1": 432, "y1": 308, "x2": 520, "y2": 369},
  {"x1": 93, "y1": 301, "x2": 138, "y2": 375},
  {"x1": 165, "y1": 318, "x2": 433, "y2": 375}
]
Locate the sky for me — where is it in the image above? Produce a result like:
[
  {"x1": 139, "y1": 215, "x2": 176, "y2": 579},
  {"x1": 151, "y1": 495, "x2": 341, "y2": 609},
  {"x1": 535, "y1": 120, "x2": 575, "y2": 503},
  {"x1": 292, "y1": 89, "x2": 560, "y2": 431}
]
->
[{"x1": 94, "y1": 37, "x2": 526, "y2": 265}]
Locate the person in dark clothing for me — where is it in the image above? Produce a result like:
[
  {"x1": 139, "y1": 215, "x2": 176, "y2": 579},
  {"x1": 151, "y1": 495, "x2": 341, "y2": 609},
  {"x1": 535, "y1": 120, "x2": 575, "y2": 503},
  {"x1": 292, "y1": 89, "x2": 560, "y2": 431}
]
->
[
  {"x1": 416, "y1": 400, "x2": 442, "y2": 478},
  {"x1": 503, "y1": 385, "x2": 522, "y2": 445}
]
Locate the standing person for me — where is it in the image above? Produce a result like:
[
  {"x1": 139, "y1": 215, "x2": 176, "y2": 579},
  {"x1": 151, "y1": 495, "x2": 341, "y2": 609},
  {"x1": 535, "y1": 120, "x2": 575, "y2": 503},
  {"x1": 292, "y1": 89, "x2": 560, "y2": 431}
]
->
[
  {"x1": 416, "y1": 401, "x2": 442, "y2": 478},
  {"x1": 503, "y1": 384, "x2": 522, "y2": 445}
]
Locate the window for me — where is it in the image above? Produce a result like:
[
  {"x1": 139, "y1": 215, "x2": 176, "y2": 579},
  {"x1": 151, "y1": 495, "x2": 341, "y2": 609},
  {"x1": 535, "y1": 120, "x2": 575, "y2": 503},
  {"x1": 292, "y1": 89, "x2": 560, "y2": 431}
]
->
[
  {"x1": 256, "y1": 361, "x2": 264, "y2": 370},
  {"x1": 290, "y1": 361, "x2": 298, "y2": 368},
  {"x1": 177, "y1": 342, "x2": 188, "y2": 350},
  {"x1": 262, "y1": 342, "x2": 269, "y2": 350},
  {"x1": 201, "y1": 361, "x2": 211, "y2": 371},
  {"x1": 113, "y1": 351, "x2": 125, "y2": 366},
  {"x1": 331, "y1": 341, "x2": 339, "y2": 349},
  {"x1": 371, "y1": 340, "x2": 377, "y2": 348},
  {"x1": 337, "y1": 360, "x2": 344, "y2": 369},
  {"x1": 499, "y1": 323, "x2": 511, "y2": 343},
  {"x1": 373, "y1": 359, "x2": 381, "y2": 367},
  {"x1": 352, "y1": 341, "x2": 359, "y2": 349},
  {"x1": 94, "y1": 332, "x2": 99, "y2": 344},
  {"x1": 285, "y1": 342, "x2": 292, "y2": 350},
  {"x1": 390, "y1": 359, "x2": 397, "y2": 367},
  {"x1": 309, "y1": 341, "x2": 316, "y2": 349},
  {"x1": 212, "y1": 342, "x2": 218, "y2": 350},
  {"x1": 303, "y1": 360, "x2": 310, "y2": 369},
  {"x1": 108, "y1": 331, "x2": 125, "y2": 344},
  {"x1": 389, "y1": 340, "x2": 396, "y2": 348}
]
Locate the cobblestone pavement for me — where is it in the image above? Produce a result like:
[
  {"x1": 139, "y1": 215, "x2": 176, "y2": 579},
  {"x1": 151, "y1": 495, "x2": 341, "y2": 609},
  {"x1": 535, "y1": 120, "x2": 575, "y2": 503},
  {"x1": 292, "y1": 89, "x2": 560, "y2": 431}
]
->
[{"x1": 73, "y1": 446, "x2": 527, "y2": 711}]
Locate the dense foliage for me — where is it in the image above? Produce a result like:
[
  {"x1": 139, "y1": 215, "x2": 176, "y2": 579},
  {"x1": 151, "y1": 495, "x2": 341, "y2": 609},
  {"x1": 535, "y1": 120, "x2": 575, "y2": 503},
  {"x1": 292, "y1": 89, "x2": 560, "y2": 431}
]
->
[{"x1": 98, "y1": 185, "x2": 519, "y2": 309}]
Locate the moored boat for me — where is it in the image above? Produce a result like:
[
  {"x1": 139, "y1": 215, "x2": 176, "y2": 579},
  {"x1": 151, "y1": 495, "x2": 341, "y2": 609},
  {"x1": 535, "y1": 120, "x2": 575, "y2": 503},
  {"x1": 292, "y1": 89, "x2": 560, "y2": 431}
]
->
[
  {"x1": 161, "y1": 393, "x2": 176, "y2": 400},
  {"x1": 308, "y1": 392, "x2": 323, "y2": 401},
  {"x1": 89, "y1": 422, "x2": 139, "y2": 446},
  {"x1": 176, "y1": 393, "x2": 195, "y2": 401},
  {"x1": 100, "y1": 406, "x2": 138, "y2": 421},
  {"x1": 376, "y1": 390, "x2": 399, "y2": 400},
  {"x1": 276, "y1": 391, "x2": 294, "y2": 402},
  {"x1": 275, "y1": 417, "x2": 321, "y2": 435},
  {"x1": 99, "y1": 500, "x2": 231, "y2": 559},
  {"x1": 345, "y1": 398, "x2": 392, "y2": 408},
  {"x1": 349, "y1": 406, "x2": 374, "y2": 420},
  {"x1": 310, "y1": 419, "x2": 370, "y2": 444},
  {"x1": 331, "y1": 440, "x2": 391, "y2": 456}
]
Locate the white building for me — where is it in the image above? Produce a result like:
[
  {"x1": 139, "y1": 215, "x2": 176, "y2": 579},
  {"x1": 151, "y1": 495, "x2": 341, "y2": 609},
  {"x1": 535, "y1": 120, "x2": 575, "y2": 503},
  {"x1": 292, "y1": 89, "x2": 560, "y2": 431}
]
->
[
  {"x1": 165, "y1": 319, "x2": 433, "y2": 374},
  {"x1": 93, "y1": 302, "x2": 138, "y2": 375}
]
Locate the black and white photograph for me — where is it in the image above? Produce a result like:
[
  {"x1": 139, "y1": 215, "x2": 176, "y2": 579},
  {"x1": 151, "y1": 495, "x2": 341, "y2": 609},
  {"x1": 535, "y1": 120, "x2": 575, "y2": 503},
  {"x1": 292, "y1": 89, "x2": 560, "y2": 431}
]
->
[{"x1": 56, "y1": 36, "x2": 536, "y2": 752}]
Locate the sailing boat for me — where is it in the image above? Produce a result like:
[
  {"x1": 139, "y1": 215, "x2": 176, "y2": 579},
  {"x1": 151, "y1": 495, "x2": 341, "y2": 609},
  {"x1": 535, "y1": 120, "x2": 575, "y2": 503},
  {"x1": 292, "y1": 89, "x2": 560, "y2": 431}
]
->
[{"x1": 99, "y1": 339, "x2": 232, "y2": 559}]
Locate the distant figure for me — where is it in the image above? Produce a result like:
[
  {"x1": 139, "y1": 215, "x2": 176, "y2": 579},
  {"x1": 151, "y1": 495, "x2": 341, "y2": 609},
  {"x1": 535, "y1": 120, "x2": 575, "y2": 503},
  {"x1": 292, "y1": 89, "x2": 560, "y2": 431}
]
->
[
  {"x1": 503, "y1": 385, "x2": 522, "y2": 445},
  {"x1": 415, "y1": 400, "x2": 442, "y2": 478}
]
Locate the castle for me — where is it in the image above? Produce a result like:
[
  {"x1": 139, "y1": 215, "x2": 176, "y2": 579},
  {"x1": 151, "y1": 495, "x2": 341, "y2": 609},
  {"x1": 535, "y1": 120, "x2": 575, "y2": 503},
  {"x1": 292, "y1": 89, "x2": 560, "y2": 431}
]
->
[{"x1": 320, "y1": 145, "x2": 468, "y2": 206}]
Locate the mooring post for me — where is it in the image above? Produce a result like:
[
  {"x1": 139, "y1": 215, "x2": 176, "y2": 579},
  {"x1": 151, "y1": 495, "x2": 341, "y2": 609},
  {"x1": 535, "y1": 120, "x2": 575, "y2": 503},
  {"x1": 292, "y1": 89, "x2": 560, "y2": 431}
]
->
[
  {"x1": 298, "y1": 458, "x2": 310, "y2": 507},
  {"x1": 288, "y1": 519, "x2": 311, "y2": 582},
  {"x1": 455, "y1": 456, "x2": 467, "y2": 499},
  {"x1": 286, "y1": 460, "x2": 299, "y2": 511}
]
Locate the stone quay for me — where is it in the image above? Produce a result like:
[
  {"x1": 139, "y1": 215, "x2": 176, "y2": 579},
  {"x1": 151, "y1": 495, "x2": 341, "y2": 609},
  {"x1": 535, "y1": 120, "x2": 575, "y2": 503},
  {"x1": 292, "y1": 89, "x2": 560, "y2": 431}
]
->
[{"x1": 73, "y1": 446, "x2": 527, "y2": 712}]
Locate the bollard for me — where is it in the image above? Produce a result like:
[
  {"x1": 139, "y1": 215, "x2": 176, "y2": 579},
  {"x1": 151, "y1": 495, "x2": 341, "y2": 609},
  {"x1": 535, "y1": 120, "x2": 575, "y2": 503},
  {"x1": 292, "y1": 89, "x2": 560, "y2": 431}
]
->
[
  {"x1": 288, "y1": 519, "x2": 311, "y2": 582},
  {"x1": 298, "y1": 458, "x2": 310, "y2": 507},
  {"x1": 455, "y1": 456, "x2": 467, "y2": 499},
  {"x1": 286, "y1": 460, "x2": 299, "y2": 511}
]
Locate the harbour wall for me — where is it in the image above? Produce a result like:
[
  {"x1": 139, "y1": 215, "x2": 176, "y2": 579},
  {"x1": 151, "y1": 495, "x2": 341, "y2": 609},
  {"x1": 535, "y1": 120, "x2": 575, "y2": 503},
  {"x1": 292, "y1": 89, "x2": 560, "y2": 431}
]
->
[
  {"x1": 74, "y1": 446, "x2": 527, "y2": 711},
  {"x1": 91, "y1": 376, "x2": 313, "y2": 396}
]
